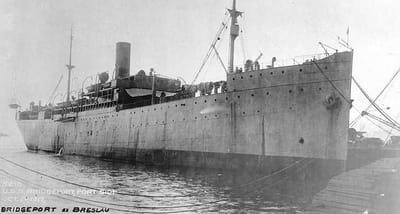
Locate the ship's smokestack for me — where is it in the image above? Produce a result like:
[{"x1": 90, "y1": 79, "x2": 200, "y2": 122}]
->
[{"x1": 115, "y1": 42, "x2": 131, "y2": 79}]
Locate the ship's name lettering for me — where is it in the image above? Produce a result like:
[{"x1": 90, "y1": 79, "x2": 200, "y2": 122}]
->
[
  {"x1": 1, "y1": 207, "x2": 56, "y2": 213},
  {"x1": 72, "y1": 207, "x2": 110, "y2": 213}
]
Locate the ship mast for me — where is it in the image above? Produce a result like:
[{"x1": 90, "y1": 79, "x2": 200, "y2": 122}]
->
[
  {"x1": 228, "y1": 0, "x2": 242, "y2": 73},
  {"x1": 65, "y1": 26, "x2": 75, "y2": 103}
]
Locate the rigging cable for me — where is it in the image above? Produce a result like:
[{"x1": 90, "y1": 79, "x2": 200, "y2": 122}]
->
[
  {"x1": 47, "y1": 75, "x2": 64, "y2": 104},
  {"x1": 351, "y1": 76, "x2": 400, "y2": 128},
  {"x1": 197, "y1": 16, "x2": 229, "y2": 83},
  {"x1": 189, "y1": 13, "x2": 230, "y2": 87},
  {"x1": 239, "y1": 15, "x2": 247, "y2": 64},
  {"x1": 383, "y1": 112, "x2": 400, "y2": 145},
  {"x1": 212, "y1": 45, "x2": 228, "y2": 74},
  {"x1": 201, "y1": 26, "x2": 229, "y2": 83},
  {"x1": 350, "y1": 67, "x2": 400, "y2": 127},
  {"x1": 311, "y1": 61, "x2": 390, "y2": 133},
  {"x1": 312, "y1": 60, "x2": 352, "y2": 104}
]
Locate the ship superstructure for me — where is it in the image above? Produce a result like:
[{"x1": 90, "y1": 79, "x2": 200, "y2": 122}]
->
[{"x1": 15, "y1": 1, "x2": 353, "y2": 182}]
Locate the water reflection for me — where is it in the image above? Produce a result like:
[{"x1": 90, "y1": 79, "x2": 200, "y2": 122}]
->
[{"x1": 0, "y1": 137, "x2": 317, "y2": 213}]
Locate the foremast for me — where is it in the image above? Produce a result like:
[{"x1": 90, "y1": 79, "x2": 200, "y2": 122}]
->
[
  {"x1": 227, "y1": 0, "x2": 242, "y2": 73},
  {"x1": 65, "y1": 26, "x2": 75, "y2": 103}
]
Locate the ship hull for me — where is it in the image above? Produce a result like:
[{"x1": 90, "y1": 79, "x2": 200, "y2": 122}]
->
[{"x1": 17, "y1": 52, "x2": 352, "y2": 179}]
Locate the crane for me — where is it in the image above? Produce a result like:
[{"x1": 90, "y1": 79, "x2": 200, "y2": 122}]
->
[
  {"x1": 253, "y1": 52, "x2": 263, "y2": 63},
  {"x1": 361, "y1": 111, "x2": 400, "y2": 132}
]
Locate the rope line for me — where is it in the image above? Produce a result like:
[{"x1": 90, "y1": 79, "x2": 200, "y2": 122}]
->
[
  {"x1": 0, "y1": 154, "x2": 321, "y2": 213},
  {"x1": 189, "y1": 14, "x2": 230, "y2": 87},
  {"x1": 312, "y1": 60, "x2": 352, "y2": 105},
  {"x1": 310, "y1": 61, "x2": 390, "y2": 133},
  {"x1": 0, "y1": 169, "x2": 223, "y2": 213},
  {"x1": 238, "y1": 158, "x2": 308, "y2": 188},
  {"x1": 0, "y1": 158, "x2": 312, "y2": 212},
  {"x1": 0, "y1": 156, "x2": 190, "y2": 198},
  {"x1": 352, "y1": 76, "x2": 400, "y2": 128},
  {"x1": 240, "y1": 159, "x2": 315, "y2": 196},
  {"x1": 0, "y1": 154, "x2": 310, "y2": 200},
  {"x1": 350, "y1": 67, "x2": 400, "y2": 127}
]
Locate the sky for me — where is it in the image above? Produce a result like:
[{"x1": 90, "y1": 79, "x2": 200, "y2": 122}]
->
[{"x1": 1, "y1": 0, "x2": 400, "y2": 139}]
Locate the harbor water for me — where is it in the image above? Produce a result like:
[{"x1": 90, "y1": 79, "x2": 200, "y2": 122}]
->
[{"x1": 1, "y1": 135, "x2": 318, "y2": 213}]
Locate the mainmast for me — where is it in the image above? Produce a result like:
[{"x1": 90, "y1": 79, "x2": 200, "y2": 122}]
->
[
  {"x1": 227, "y1": 0, "x2": 242, "y2": 73},
  {"x1": 65, "y1": 26, "x2": 75, "y2": 103}
]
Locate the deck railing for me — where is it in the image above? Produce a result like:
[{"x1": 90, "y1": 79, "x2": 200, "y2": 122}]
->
[{"x1": 233, "y1": 52, "x2": 331, "y2": 72}]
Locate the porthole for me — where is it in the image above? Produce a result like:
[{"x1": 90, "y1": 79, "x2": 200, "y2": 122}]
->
[
  {"x1": 242, "y1": 112, "x2": 245, "y2": 115},
  {"x1": 204, "y1": 100, "x2": 207, "y2": 103},
  {"x1": 195, "y1": 101, "x2": 197, "y2": 104},
  {"x1": 225, "y1": 97, "x2": 228, "y2": 101},
  {"x1": 289, "y1": 90, "x2": 292, "y2": 93},
  {"x1": 240, "y1": 76, "x2": 243, "y2": 79},
  {"x1": 237, "y1": 96, "x2": 240, "y2": 98},
  {"x1": 233, "y1": 78, "x2": 236, "y2": 80},
  {"x1": 251, "y1": 94, "x2": 254, "y2": 97},
  {"x1": 299, "y1": 69, "x2": 303, "y2": 72},
  {"x1": 281, "y1": 70, "x2": 285, "y2": 74},
  {"x1": 319, "y1": 87, "x2": 322, "y2": 91},
  {"x1": 259, "y1": 73, "x2": 262, "y2": 76},
  {"x1": 300, "y1": 88, "x2": 304, "y2": 92},
  {"x1": 270, "y1": 72, "x2": 273, "y2": 75},
  {"x1": 266, "y1": 92, "x2": 270, "y2": 95},
  {"x1": 250, "y1": 75, "x2": 253, "y2": 78},
  {"x1": 214, "y1": 99, "x2": 217, "y2": 102},
  {"x1": 324, "y1": 66, "x2": 328, "y2": 70}
]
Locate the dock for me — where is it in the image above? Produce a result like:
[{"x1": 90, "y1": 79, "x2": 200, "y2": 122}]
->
[{"x1": 305, "y1": 158, "x2": 400, "y2": 214}]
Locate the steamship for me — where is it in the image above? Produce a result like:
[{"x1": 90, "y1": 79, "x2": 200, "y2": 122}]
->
[{"x1": 14, "y1": 1, "x2": 353, "y2": 179}]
